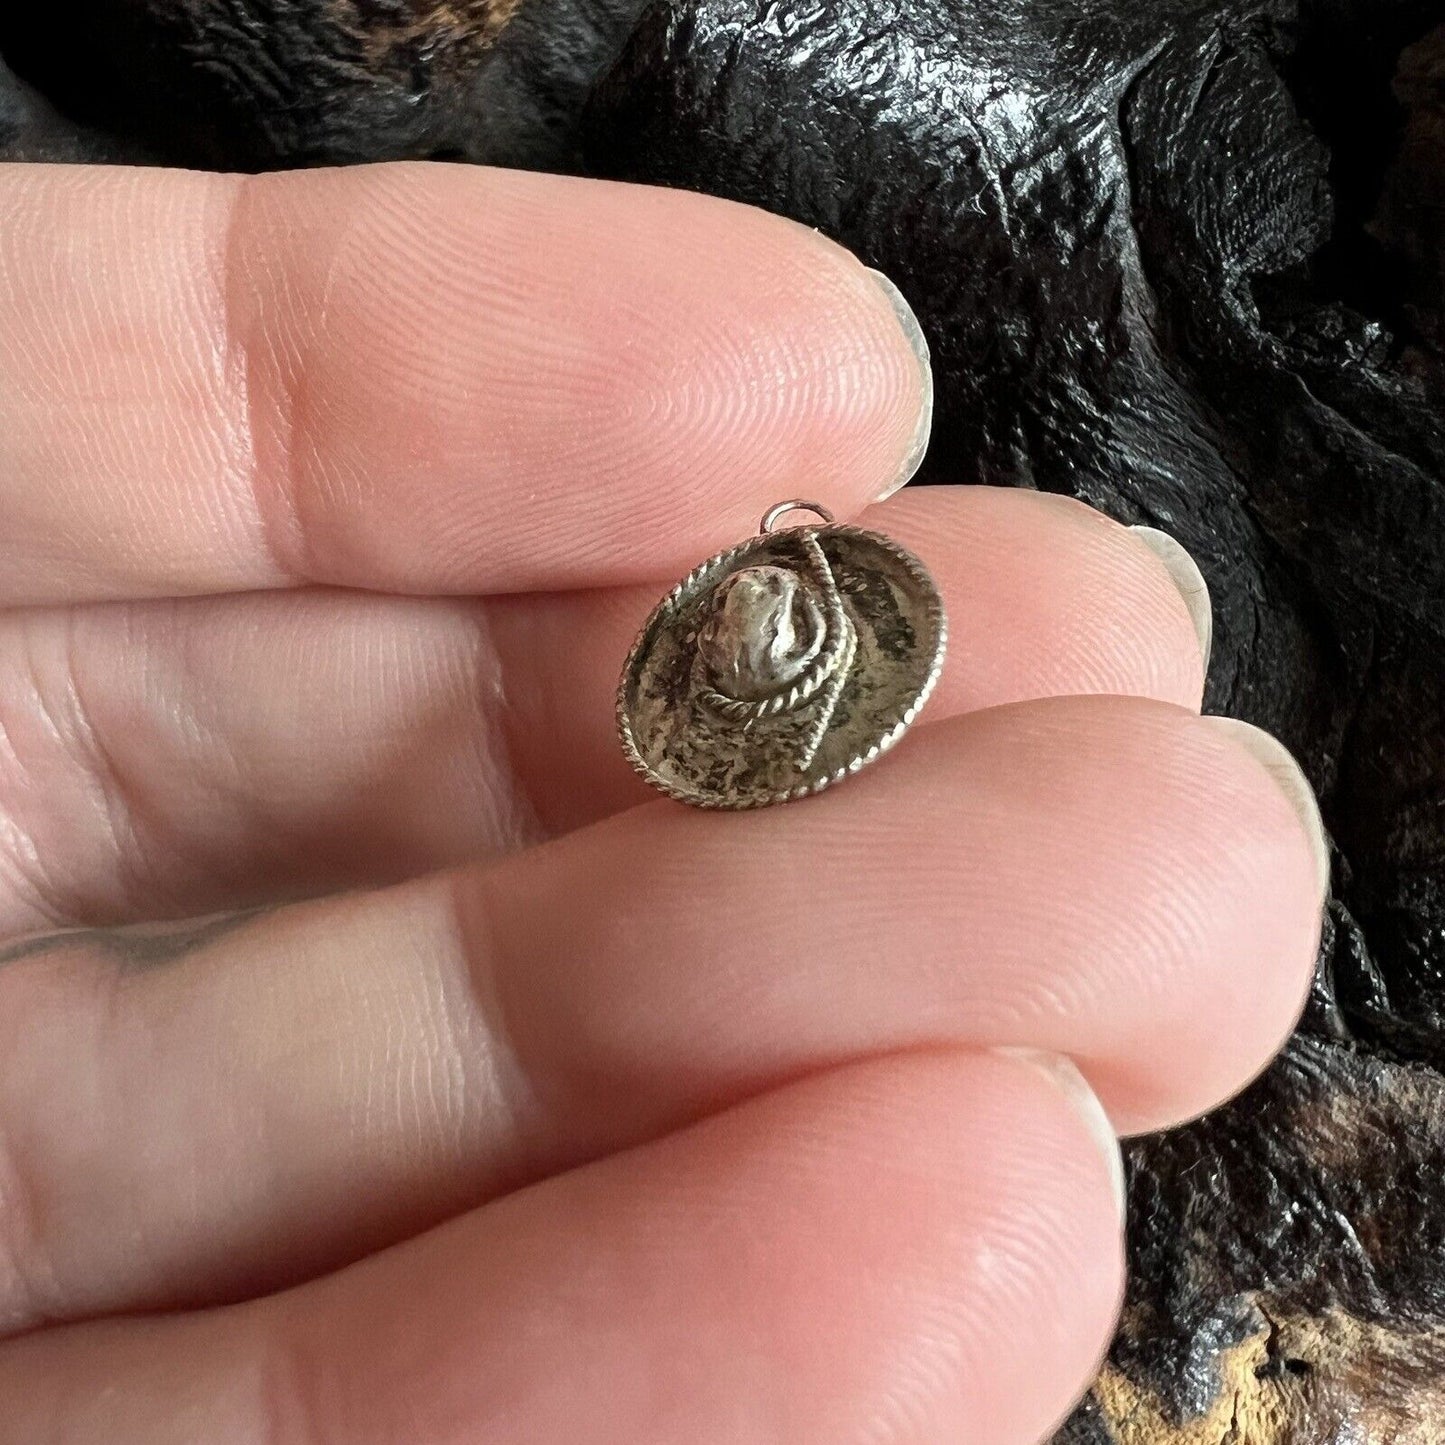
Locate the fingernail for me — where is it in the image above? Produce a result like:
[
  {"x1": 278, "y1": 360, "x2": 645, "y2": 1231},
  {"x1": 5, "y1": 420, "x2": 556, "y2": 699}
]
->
[
  {"x1": 1130, "y1": 526, "x2": 1213, "y2": 672},
  {"x1": 1203, "y1": 717, "x2": 1331, "y2": 898},
  {"x1": 866, "y1": 267, "x2": 933, "y2": 501},
  {"x1": 996, "y1": 1047, "x2": 1126, "y2": 1225}
]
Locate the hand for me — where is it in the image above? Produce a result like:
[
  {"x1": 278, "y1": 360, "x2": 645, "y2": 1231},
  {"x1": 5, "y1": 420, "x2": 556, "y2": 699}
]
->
[{"x1": 0, "y1": 161, "x2": 1326, "y2": 1442}]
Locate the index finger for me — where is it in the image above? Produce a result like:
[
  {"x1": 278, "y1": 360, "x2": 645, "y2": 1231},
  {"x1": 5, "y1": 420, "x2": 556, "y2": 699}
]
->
[{"x1": 0, "y1": 162, "x2": 929, "y2": 605}]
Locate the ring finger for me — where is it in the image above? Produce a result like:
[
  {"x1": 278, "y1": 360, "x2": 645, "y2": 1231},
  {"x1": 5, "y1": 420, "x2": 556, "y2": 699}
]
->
[{"x1": 0, "y1": 694, "x2": 1324, "y2": 1334}]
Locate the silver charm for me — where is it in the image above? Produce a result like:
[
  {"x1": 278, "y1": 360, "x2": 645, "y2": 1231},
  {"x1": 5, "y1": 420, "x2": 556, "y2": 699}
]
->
[{"x1": 618, "y1": 501, "x2": 947, "y2": 808}]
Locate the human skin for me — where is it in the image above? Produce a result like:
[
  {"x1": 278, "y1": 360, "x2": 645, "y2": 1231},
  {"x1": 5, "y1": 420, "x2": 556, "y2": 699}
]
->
[{"x1": 0, "y1": 161, "x2": 1326, "y2": 1443}]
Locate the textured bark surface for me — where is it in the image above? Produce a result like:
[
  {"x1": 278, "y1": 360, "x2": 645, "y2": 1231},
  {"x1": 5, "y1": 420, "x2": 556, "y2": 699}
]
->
[
  {"x1": 0, "y1": 0, "x2": 648, "y2": 168},
  {"x1": 2, "y1": 1, "x2": 1444, "y2": 1437}
]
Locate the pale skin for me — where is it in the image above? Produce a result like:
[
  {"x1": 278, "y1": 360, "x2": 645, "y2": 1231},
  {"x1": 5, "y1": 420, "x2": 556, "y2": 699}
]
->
[{"x1": 0, "y1": 161, "x2": 1326, "y2": 1442}]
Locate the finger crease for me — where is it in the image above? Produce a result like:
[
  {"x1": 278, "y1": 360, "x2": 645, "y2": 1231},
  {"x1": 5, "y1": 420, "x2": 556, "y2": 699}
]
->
[
  {"x1": 255, "y1": 1315, "x2": 330, "y2": 1445},
  {"x1": 0, "y1": 1104, "x2": 61, "y2": 1334},
  {"x1": 465, "y1": 602, "x2": 547, "y2": 853},
  {"x1": 218, "y1": 174, "x2": 310, "y2": 588},
  {"x1": 57, "y1": 625, "x2": 156, "y2": 915},
  {"x1": 445, "y1": 869, "x2": 553, "y2": 1181},
  {"x1": 0, "y1": 704, "x2": 66, "y2": 929}
]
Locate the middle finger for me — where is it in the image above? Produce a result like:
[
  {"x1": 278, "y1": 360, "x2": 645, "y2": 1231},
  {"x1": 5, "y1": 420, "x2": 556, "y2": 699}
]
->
[{"x1": 0, "y1": 487, "x2": 1208, "y2": 931}]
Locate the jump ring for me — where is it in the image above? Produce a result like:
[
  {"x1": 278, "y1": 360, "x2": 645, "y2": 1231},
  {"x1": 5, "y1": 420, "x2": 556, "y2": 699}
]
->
[{"x1": 760, "y1": 500, "x2": 836, "y2": 534}]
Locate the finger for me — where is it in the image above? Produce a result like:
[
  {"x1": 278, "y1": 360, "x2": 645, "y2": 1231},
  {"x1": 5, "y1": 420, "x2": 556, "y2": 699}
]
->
[
  {"x1": 0, "y1": 697, "x2": 1321, "y2": 1330},
  {"x1": 0, "y1": 487, "x2": 1207, "y2": 930},
  {"x1": 0, "y1": 1051, "x2": 1124, "y2": 1445},
  {"x1": 0, "y1": 161, "x2": 926, "y2": 607}
]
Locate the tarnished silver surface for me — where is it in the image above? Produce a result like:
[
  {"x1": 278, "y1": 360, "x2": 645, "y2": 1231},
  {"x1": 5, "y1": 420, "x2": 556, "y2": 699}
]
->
[{"x1": 618, "y1": 502, "x2": 947, "y2": 808}]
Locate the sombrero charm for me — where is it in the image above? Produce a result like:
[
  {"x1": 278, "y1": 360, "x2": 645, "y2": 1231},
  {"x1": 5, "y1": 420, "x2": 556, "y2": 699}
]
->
[{"x1": 617, "y1": 501, "x2": 947, "y2": 809}]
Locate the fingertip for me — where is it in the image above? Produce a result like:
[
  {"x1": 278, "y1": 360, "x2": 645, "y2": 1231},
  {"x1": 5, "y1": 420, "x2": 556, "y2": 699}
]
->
[
  {"x1": 1083, "y1": 708, "x2": 1327, "y2": 1133},
  {"x1": 866, "y1": 488, "x2": 1209, "y2": 714},
  {"x1": 1202, "y1": 718, "x2": 1329, "y2": 901},
  {"x1": 884, "y1": 1049, "x2": 1126, "y2": 1441},
  {"x1": 862, "y1": 267, "x2": 933, "y2": 502},
  {"x1": 1129, "y1": 526, "x2": 1213, "y2": 675},
  {"x1": 996, "y1": 1047, "x2": 1127, "y2": 1222}
]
